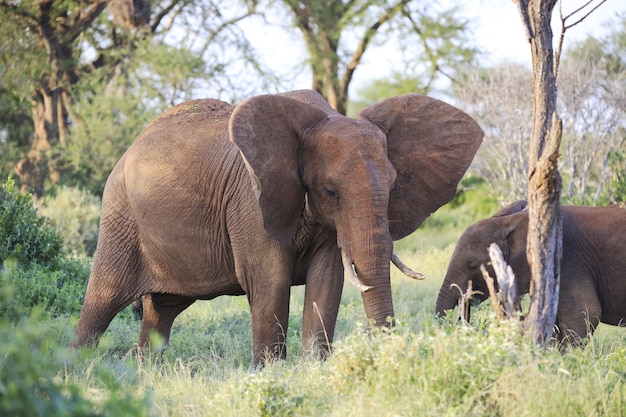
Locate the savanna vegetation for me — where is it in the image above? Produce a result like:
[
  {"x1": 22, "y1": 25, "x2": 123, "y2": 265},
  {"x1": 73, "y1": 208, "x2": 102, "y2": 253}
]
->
[{"x1": 1, "y1": 0, "x2": 626, "y2": 415}]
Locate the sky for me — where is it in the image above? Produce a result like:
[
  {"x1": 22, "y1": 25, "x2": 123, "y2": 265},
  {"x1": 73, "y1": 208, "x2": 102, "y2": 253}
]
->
[
  {"x1": 247, "y1": 0, "x2": 626, "y2": 94},
  {"x1": 463, "y1": 0, "x2": 625, "y2": 65}
]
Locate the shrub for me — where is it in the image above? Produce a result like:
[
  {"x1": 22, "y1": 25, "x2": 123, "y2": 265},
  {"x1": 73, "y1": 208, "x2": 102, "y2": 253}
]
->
[
  {"x1": 0, "y1": 177, "x2": 90, "y2": 320},
  {"x1": 0, "y1": 177, "x2": 64, "y2": 268},
  {"x1": 35, "y1": 186, "x2": 101, "y2": 256},
  {"x1": 1, "y1": 258, "x2": 90, "y2": 320},
  {"x1": 0, "y1": 306, "x2": 149, "y2": 416}
]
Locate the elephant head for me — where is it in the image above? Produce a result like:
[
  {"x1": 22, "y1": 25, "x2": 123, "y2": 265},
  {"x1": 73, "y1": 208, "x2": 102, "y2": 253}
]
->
[
  {"x1": 435, "y1": 200, "x2": 531, "y2": 320},
  {"x1": 230, "y1": 90, "x2": 484, "y2": 328}
]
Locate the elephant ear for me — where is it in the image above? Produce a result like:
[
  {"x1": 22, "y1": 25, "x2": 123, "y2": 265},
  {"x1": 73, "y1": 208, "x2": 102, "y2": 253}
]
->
[
  {"x1": 359, "y1": 94, "x2": 483, "y2": 240},
  {"x1": 230, "y1": 94, "x2": 328, "y2": 246},
  {"x1": 278, "y1": 90, "x2": 339, "y2": 116},
  {"x1": 493, "y1": 200, "x2": 528, "y2": 217}
]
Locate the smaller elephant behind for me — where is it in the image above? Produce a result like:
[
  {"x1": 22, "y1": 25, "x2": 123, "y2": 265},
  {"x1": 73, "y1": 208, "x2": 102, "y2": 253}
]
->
[{"x1": 436, "y1": 200, "x2": 626, "y2": 344}]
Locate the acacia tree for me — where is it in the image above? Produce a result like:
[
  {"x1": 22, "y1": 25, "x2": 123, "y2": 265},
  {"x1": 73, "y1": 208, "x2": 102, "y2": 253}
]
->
[
  {"x1": 513, "y1": 0, "x2": 605, "y2": 346},
  {"x1": 0, "y1": 0, "x2": 261, "y2": 195},
  {"x1": 275, "y1": 0, "x2": 474, "y2": 115},
  {"x1": 0, "y1": 1, "x2": 108, "y2": 196}
]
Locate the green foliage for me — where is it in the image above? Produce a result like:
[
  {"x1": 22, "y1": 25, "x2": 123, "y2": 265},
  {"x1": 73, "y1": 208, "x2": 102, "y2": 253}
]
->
[
  {"x1": 608, "y1": 150, "x2": 626, "y2": 202},
  {"x1": 0, "y1": 178, "x2": 146, "y2": 415},
  {"x1": 0, "y1": 312, "x2": 149, "y2": 416},
  {"x1": 0, "y1": 177, "x2": 63, "y2": 268},
  {"x1": 35, "y1": 186, "x2": 101, "y2": 256},
  {"x1": 1, "y1": 258, "x2": 90, "y2": 321},
  {"x1": 0, "y1": 178, "x2": 90, "y2": 320},
  {"x1": 241, "y1": 371, "x2": 306, "y2": 417}
]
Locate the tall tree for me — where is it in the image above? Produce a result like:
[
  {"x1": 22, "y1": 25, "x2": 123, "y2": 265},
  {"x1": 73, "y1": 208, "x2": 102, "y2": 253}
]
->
[
  {"x1": 276, "y1": 0, "x2": 406, "y2": 114},
  {"x1": 0, "y1": 1, "x2": 108, "y2": 195},
  {"x1": 275, "y1": 1, "x2": 474, "y2": 115},
  {"x1": 515, "y1": 0, "x2": 563, "y2": 347},
  {"x1": 0, "y1": 0, "x2": 260, "y2": 195},
  {"x1": 513, "y1": 0, "x2": 606, "y2": 346}
]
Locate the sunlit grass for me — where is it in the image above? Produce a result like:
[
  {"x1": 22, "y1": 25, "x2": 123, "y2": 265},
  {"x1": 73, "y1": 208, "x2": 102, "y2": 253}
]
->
[
  {"x1": 61, "y1": 243, "x2": 626, "y2": 416},
  {"x1": 31, "y1": 184, "x2": 626, "y2": 416}
]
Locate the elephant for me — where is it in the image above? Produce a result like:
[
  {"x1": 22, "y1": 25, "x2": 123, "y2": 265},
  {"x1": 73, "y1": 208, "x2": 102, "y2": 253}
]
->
[
  {"x1": 72, "y1": 89, "x2": 483, "y2": 364},
  {"x1": 436, "y1": 200, "x2": 626, "y2": 345}
]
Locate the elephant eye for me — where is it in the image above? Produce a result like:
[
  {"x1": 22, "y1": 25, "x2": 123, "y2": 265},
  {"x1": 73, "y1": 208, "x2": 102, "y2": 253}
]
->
[{"x1": 324, "y1": 186, "x2": 338, "y2": 199}]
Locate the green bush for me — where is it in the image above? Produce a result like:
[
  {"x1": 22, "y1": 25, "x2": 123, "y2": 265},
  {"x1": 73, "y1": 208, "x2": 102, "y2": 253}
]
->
[
  {"x1": 0, "y1": 310, "x2": 149, "y2": 416},
  {"x1": 0, "y1": 177, "x2": 90, "y2": 320},
  {"x1": 608, "y1": 150, "x2": 626, "y2": 202},
  {"x1": 35, "y1": 186, "x2": 101, "y2": 257},
  {"x1": 0, "y1": 177, "x2": 64, "y2": 268},
  {"x1": 1, "y1": 258, "x2": 90, "y2": 320}
]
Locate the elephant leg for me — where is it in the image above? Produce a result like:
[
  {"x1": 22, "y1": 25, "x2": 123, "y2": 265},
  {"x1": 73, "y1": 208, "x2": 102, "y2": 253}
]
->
[
  {"x1": 73, "y1": 260, "x2": 140, "y2": 347},
  {"x1": 72, "y1": 205, "x2": 143, "y2": 348},
  {"x1": 236, "y1": 250, "x2": 292, "y2": 364},
  {"x1": 248, "y1": 282, "x2": 291, "y2": 364},
  {"x1": 301, "y1": 243, "x2": 343, "y2": 358},
  {"x1": 139, "y1": 293, "x2": 195, "y2": 347},
  {"x1": 557, "y1": 279, "x2": 602, "y2": 346}
]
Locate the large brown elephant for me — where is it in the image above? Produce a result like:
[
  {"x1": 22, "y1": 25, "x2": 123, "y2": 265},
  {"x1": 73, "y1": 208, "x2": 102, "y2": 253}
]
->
[
  {"x1": 436, "y1": 200, "x2": 626, "y2": 345},
  {"x1": 72, "y1": 90, "x2": 483, "y2": 364}
]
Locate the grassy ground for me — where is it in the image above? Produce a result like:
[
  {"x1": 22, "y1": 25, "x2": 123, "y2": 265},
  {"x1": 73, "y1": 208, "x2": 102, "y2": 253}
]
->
[
  {"x1": 62, "y1": 245, "x2": 626, "y2": 417},
  {"x1": 10, "y1": 186, "x2": 626, "y2": 416}
]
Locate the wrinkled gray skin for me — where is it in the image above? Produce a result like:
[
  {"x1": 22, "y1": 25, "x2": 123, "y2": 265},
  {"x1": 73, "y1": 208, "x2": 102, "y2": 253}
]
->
[
  {"x1": 436, "y1": 200, "x2": 626, "y2": 345},
  {"x1": 72, "y1": 90, "x2": 483, "y2": 364}
]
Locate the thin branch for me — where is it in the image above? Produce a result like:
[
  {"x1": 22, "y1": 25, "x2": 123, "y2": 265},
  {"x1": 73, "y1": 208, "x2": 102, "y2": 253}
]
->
[
  {"x1": 65, "y1": 1, "x2": 109, "y2": 43},
  {"x1": 150, "y1": 0, "x2": 189, "y2": 33},
  {"x1": 563, "y1": 0, "x2": 607, "y2": 30},
  {"x1": 556, "y1": 0, "x2": 607, "y2": 76},
  {"x1": 340, "y1": 0, "x2": 409, "y2": 96},
  {"x1": 482, "y1": 266, "x2": 505, "y2": 321},
  {"x1": 198, "y1": 11, "x2": 256, "y2": 55},
  {"x1": 514, "y1": 0, "x2": 534, "y2": 43}
]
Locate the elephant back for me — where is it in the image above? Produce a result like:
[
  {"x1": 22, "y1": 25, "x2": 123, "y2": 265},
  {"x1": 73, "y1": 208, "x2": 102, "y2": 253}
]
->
[{"x1": 151, "y1": 98, "x2": 234, "y2": 127}]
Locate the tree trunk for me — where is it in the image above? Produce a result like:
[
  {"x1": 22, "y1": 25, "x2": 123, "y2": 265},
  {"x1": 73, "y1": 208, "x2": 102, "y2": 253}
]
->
[
  {"x1": 12, "y1": 1, "x2": 108, "y2": 196},
  {"x1": 514, "y1": 0, "x2": 563, "y2": 346}
]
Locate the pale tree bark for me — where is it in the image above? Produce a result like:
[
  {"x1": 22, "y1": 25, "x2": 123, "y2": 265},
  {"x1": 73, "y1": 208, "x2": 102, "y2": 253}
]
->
[
  {"x1": 513, "y1": 0, "x2": 563, "y2": 347},
  {"x1": 513, "y1": 0, "x2": 607, "y2": 346}
]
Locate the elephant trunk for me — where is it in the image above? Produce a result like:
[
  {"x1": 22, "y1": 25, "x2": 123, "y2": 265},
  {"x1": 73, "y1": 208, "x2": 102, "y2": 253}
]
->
[
  {"x1": 435, "y1": 278, "x2": 461, "y2": 318},
  {"x1": 361, "y1": 276, "x2": 394, "y2": 326},
  {"x1": 343, "y1": 217, "x2": 397, "y2": 326}
]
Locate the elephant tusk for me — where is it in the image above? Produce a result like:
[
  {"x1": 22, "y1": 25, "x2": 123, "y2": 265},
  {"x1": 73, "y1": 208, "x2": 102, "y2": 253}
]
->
[
  {"x1": 341, "y1": 251, "x2": 373, "y2": 292},
  {"x1": 391, "y1": 253, "x2": 426, "y2": 280}
]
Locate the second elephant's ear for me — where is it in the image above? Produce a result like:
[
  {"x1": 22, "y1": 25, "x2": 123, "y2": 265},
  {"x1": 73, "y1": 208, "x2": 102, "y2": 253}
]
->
[
  {"x1": 230, "y1": 94, "x2": 328, "y2": 246},
  {"x1": 359, "y1": 94, "x2": 484, "y2": 240},
  {"x1": 493, "y1": 200, "x2": 528, "y2": 217}
]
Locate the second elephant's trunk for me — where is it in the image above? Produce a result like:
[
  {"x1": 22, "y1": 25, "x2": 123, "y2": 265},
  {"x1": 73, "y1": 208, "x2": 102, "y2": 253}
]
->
[{"x1": 435, "y1": 281, "x2": 461, "y2": 319}]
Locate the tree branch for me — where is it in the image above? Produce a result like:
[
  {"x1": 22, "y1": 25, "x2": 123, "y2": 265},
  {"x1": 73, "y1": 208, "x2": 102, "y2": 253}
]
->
[
  {"x1": 65, "y1": 1, "x2": 109, "y2": 43},
  {"x1": 340, "y1": 0, "x2": 409, "y2": 97},
  {"x1": 514, "y1": 0, "x2": 534, "y2": 42},
  {"x1": 563, "y1": 0, "x2": 607, "y2": 30},
  {"x1": 150, "y1": 0, "x2": 189, "y2": 34}
]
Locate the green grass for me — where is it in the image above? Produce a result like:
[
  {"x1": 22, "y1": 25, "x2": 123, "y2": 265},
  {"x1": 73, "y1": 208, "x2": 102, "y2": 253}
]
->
[
  {"x1": 51, "y1": 245, "x2": 626, "y2": 417},
  {"x1": 5, "y1": 183, "x2": 626, "y2": 416}
]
